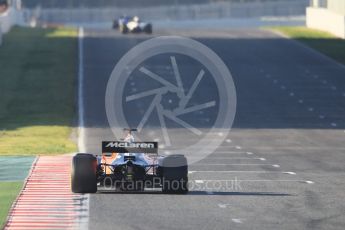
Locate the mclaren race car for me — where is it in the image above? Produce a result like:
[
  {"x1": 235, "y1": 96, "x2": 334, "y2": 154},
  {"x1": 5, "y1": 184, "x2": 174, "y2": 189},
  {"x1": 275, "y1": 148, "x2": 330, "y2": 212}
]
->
[
  {"x1": 71, "y1": 129, "x2": 188, "y2": 194},
  {"x1": 113, "y1": 16, "x2": 152, "y2": 34}
]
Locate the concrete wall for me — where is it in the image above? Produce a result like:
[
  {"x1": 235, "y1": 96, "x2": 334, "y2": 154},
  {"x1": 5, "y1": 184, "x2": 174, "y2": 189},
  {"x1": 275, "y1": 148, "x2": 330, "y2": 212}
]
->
[
  {"x1": 327, "y1": 0, "x2": 345, "y2": 15},
  {"x1": 306, "y1": 7, "x2": 345, "y2": 38}
]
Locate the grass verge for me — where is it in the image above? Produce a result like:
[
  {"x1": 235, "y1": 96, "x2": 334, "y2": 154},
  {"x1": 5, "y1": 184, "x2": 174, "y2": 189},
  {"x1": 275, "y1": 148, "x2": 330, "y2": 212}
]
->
[
  {"x1": 269, "y1": 26, "x2": 345, "y2": 65},
  {"x1": 0, "y1": 26, "x2": 78, "y2": 155},
  {"x1": 0, "y1": 181, "x2": 23, "y2": 228}
]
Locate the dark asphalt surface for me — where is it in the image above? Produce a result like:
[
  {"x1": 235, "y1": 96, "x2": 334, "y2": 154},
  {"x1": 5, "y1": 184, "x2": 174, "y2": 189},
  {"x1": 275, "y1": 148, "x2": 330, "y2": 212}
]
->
[{"x1": 82, "y1": 28, "x2": 345, "y2": 230}]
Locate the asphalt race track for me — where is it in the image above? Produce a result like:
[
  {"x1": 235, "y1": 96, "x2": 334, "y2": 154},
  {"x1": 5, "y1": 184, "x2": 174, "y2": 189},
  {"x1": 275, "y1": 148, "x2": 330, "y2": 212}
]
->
[{"x1": 81, "y1": 28, "x2": 345, "y2": 230}]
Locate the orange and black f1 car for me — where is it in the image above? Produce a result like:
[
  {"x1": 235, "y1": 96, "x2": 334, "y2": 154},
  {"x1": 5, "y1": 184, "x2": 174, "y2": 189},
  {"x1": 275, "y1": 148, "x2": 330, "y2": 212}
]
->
[{"x1": 71, "y1": 129, "x2": 188, "y2": 194}]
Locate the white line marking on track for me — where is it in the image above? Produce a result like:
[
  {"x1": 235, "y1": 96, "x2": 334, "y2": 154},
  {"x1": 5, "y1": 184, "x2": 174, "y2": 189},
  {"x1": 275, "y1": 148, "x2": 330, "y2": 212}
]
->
[
  {"x1": 284, "y1": 171, "x2": 296, "y2": 175},
  {"x1": 218, "y1": 204, "x2": 227, "y2": 208},
  {"x1": 298, "y1": 99, "x2": 303, "y2": 104},
  {"x1": 331, "y1": 123, "x2": 337, "y2": 127},
  {"x1": 78, "y1": 27, "x2": 86, "y2": 153},
  {"x1": 78, "y1": 27, "x2": 89, "y2": 230},
  {"x1": 319, "y1": 115, "x2": 325, "y2": 119},
  {"x1": 212, "y1": 150, "x2": 249, "y2": 153},
  {"x1": 308, "y1": 107, "x2": 314, "y2": 112},
  {"x1": 289, "y1": 92, "x2": 294, "y2": 96},
  {"x1": 189, "y1": 171, "x2": 295, "y2": 174},
  {"x1": 193, "y1": 157, "x2": 265, "y2": 160},
  {"x1": 232, "y1": 219, "x2": 243, "y2": 224},
  {"x1": 215, "y1": 146, "x2": 245, "y2": 149},
  {"x1": 197, "y1": 179, "x2": 312, "y2": 183},
  {"x1": 192, "y1": 163, "x2": 279, "y2": 166}
]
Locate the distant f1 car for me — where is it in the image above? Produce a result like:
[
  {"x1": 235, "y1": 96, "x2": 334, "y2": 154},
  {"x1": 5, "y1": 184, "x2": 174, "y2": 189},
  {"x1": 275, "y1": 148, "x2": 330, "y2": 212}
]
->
[
  {"x1": 113, "y1": 16, "x2": 152, "y2": 34},
  {"x1": 71, "y1": 129, "x2": 188, "y2": 194}
]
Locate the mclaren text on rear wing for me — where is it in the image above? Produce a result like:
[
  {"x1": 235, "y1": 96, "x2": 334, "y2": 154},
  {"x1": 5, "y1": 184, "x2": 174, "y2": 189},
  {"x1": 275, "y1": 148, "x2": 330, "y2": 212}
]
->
[{"x1": 102, "y1": 141, "x2": 158, "y2": 153}]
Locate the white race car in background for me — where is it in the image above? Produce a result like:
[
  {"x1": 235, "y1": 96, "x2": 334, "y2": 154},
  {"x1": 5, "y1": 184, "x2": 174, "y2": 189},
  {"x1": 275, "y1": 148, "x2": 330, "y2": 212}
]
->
[{"x1": 113, "y1": 16, "x2": 152, "y2": 34}]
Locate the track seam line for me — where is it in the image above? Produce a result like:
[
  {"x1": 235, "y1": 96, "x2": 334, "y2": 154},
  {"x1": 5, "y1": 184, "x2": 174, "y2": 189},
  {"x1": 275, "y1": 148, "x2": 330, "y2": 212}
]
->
[
  {"x1": 77, "y1": 26, "x2": 90, "y2": 230},
  {"x1": 78, "y1": 27, "x2": 86, "y2": 153}
]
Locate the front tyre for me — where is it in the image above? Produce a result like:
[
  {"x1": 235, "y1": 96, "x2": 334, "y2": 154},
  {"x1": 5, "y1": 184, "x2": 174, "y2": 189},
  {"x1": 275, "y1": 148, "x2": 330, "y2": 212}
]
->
[{"x1": 71, "y1": 153, "x2": 97, "y2": 193}]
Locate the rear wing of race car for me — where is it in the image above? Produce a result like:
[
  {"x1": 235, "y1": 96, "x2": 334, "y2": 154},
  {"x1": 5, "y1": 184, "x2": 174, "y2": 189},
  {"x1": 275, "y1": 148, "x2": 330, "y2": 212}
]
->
[{"x1": 102, "y1": 141, "x2": 158, "y2": 153}]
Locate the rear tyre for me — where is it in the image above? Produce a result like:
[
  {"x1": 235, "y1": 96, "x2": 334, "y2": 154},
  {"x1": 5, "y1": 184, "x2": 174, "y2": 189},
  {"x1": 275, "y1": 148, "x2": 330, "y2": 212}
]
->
[
  {"x1": 71, "y1": 153, "x2": 97, "y2": 193},
  {"x1": 160, "y1": 155, "x2": 188, "y2": 194}
]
